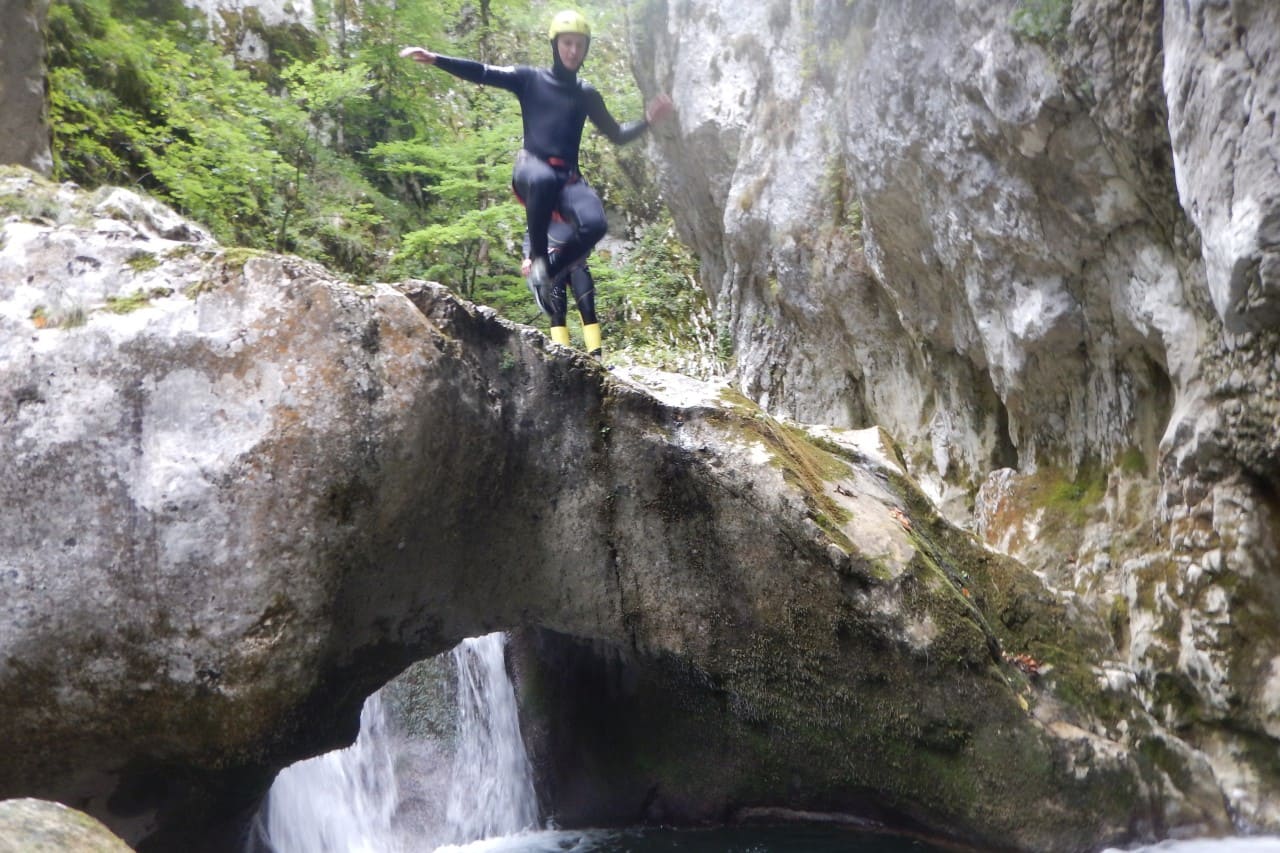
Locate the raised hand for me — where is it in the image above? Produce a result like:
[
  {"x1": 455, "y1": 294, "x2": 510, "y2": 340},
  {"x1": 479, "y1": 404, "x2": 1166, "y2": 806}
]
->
[
  {"x1": 645, "y1": 93, "x2": 675, "y2": 125},
  {"x1": 399, "y1": 46, "x2": 437, "y2": 65}
]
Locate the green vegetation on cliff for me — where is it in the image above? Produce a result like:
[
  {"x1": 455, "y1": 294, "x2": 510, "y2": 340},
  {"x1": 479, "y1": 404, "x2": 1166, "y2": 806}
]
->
[{"x1": 44, "y1": 0, "x2": 715, "y2": 370}]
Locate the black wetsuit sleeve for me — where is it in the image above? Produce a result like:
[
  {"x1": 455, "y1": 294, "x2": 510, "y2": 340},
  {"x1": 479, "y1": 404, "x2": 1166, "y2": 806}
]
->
[
  {"x1": 583, "y1": 86, "x2": 649, "y2": 145},
  {"x1": 432, "y1": 55, "x2": 524, "y2": 94}
]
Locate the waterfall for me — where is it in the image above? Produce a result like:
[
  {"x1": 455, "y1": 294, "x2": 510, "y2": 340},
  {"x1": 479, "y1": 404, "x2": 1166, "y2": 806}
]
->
[
  {"x1": 1105, "y1": 842, "x2": 1280, "y2": 853},
  {"x1": 258, "y1": 692, "x2": 401, "y2": 853},
  {"x1": 444, "y1": 632, "x2": 540, "y2": 843},
  {"x1": 253, "y1": 631, "x2": 538, "y2": 852}
]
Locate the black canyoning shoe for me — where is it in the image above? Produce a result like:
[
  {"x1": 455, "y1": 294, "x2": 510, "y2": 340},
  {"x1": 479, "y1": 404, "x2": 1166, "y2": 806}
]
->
[{"x1": 527, "y1": 256, "x2": 554, "y2": 318}]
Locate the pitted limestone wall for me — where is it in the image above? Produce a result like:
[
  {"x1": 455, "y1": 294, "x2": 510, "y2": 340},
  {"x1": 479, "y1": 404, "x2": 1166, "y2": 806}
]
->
[{"x1": 630, "y1": 0, "x2": 1280, "y2": 829}]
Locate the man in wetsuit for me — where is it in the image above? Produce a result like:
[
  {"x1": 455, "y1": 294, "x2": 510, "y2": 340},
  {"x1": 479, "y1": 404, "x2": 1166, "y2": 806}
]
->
[
  {"x1": 400, "y1": 9, "x2": 673, "y2": 317},
  {"x1": 521, "y1": 219, "x2": 602, "y2": 357}
]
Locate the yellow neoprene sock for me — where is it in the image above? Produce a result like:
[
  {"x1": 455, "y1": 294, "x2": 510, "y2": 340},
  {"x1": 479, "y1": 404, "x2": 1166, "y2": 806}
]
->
[
  {"x1": 583, "y1": 323, "x2": 602, "y2": 355},
  {"x1": 550, "y1": 326, "x2": 571, "y2": 346}
]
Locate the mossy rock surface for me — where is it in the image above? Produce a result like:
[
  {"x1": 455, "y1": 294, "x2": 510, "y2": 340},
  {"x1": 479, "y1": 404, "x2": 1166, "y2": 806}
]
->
[{"x1": 0, "y1": 799, "x2": 133, "y2": 853}]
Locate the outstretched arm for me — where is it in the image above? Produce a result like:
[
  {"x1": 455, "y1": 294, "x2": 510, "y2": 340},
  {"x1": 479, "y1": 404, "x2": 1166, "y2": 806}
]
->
[
  {"x1": 587, "y1": 90, "x2": 676, "y2": 145},
  {"x1": 399, "y1": 46, "x2": 438, "y2": 65},
  {"x1": 399, "y1": 46, "x2": 524, "y2": 92}
]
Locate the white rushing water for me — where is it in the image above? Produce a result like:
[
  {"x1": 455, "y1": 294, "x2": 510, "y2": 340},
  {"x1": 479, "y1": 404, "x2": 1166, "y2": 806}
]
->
[
  {"x1": 257, "y1": 631, "x2": 539, "y2": 852},
  {"x1": 431, "y1": 829, "x2": 614, "y2": 853},
  {"x1": 261, "y1": 692, "x2": 401, "y2": 853},
  {"x1": 1106, "y1": 840, "x2": 1280, "y2": 852},
  {"x1": 444, "y1": 633, "x2": 540, "y2": 844},
  {"x1": 253, "y1": 631, "x2": 1280, "y2": 853}
]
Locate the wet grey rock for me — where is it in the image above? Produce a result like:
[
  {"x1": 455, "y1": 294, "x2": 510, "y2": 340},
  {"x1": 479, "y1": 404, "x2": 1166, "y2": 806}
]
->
[
  {"x1": 630, "y1": 0, "x2": 1280, "y2": 831},
  {"x1": 0, "y1": 799, "x2": 133, "y2": 853},
  {"x1": 0, "y1": 172, "x2": 1228, "y2": 851}
]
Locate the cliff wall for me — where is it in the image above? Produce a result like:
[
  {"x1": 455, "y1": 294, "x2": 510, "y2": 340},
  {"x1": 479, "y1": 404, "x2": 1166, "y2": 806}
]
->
[{"x1": 631, "y1": 0, "x2": 1280, "y2": 829}]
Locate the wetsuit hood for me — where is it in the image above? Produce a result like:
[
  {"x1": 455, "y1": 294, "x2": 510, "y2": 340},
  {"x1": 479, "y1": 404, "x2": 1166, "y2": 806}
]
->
[{"x1": 551, "y1": 35, "x2": 587, "y2": 79}]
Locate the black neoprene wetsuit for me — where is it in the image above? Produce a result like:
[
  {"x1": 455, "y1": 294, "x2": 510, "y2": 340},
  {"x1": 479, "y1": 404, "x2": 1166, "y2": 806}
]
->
[
  {"x1": 523, "y1": 220, "x2": 597, "y2": 326},
  {"x1": 432, "y1": 54, "x2": 648, "y2": 277}
]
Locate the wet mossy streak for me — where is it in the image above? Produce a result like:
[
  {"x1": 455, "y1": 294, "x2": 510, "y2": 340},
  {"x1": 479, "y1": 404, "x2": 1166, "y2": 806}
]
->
[{"x1": 710, "y1": 390, "x2": 856, "y2": 551}]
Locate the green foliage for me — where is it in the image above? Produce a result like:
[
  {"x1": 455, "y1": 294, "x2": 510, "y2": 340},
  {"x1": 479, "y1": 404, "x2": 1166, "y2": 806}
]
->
[
  {"x1": 1011, "y1": 0, "x2": 1072, "y2": 44},
  {"x1": 108, "y1": 0, "x2": 193, "y2": 24},
  {"x1": 1043, "y1": 468, "x2": 1106, "y2": 528},
  {"x1": 590, "y1": 219, "x2": 724, "y2": 376},
  {"x1": 269, "y1": 56, "x2": 402, "y2": 275},
  {"x1": 282, "y1": 56, "x2": 372, "y2": 115},
  {"x1": 375, "y1": 102, "x2": 526, "y2": 300},
  {"x1": 47, "y1": 0, "x2": 393, "y2": 275},
  {"x1": 45, "y1": 0, "x2": 713, "y2": 369},
  {"x1": 138, "y1": 42, "x2": 290, "y2": 242},
  {"x1": 400, "y1": 204, "x2": 525, "y2": 296},
  {"x1": 1117, "y1": 447, "x2": 1147, "y2": 475}
]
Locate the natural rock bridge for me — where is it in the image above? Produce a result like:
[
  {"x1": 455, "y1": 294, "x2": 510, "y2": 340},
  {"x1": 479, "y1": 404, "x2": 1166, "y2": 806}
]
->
[{"x1": 0, "y1": 172, "x2": 1227, "y2": 851}]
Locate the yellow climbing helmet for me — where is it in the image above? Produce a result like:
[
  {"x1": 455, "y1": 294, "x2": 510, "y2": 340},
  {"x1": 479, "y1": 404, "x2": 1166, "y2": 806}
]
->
[{"x1": 548, "y1": 9, "x2": 591, "y2": 40}]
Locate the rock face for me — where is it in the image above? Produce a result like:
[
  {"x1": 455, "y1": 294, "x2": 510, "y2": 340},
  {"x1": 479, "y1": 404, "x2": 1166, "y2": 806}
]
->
[
  {"x1": 0, "y1": 0, "x2": 52, "y2": 175},
  {"x1": 183, "y1": 0, "x2": 313, "y2": 29},
  {"x1": 0, "y1": 799, "x2": 133, "y2": 853},
  {"x1": 179, "y1": 0, "x2": 321, "y2": 67},
  {"x1": 0, "y1": 169, "x2": 1232, "y2": 851},
  {"x1": 631, "y1": 0, "x2": 1280, "y2": 831}
]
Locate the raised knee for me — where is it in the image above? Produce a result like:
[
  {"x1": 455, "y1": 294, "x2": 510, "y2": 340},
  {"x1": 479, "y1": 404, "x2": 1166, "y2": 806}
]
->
[
  {"x1": 528, "y1": 170, "x2": 559, "y2": 192},
  {"x1": 580, "y1": 216, "x2": 607, "y2": 244},
  {"x1": 514, "y1": 160, "x2": 559, "y2": 201}
]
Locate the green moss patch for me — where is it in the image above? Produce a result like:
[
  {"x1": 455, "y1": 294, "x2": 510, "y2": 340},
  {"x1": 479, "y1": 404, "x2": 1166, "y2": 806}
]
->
[
  {"x1": 104, "y1": 286, "x2": 173, "y2": 314},
  {"x1": 710, "y1": 401, "x2": 857, "y2": 550},
  {"x1": 125, "y1": 250, "x2": 160, "y2": 272},
  {"x1": 1042, "y1": 467, "x2": 1107, "y2": 527}
]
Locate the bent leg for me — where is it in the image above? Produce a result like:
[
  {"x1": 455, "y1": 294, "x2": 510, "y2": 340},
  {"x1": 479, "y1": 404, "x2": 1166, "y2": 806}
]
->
[
  {"x1": 513, "y1": 150, "x2": 563, "y2": 260},
  {"x1": 550, "y1": 179, "x2": 607, "y2": 279},
  {"x1": 570, "y1": 265, "x2": 602, "y2": 358},
  {"x1": 569, "y1": 266, "x2": 597, "y2": 325},
  {"x1": 548, "y1": 279, "x2": 568, "y2": 326}
]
